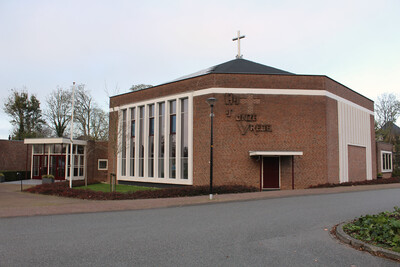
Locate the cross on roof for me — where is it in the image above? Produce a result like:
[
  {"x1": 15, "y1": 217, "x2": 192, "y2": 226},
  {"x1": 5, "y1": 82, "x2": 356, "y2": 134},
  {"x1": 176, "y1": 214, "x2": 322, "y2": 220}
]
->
[
  {"x1": 241, "y1": 94, "x2": 260, "y2": 114},
  {"x1": 232, "y1": 30, "x2": 245, "y2": 59}
]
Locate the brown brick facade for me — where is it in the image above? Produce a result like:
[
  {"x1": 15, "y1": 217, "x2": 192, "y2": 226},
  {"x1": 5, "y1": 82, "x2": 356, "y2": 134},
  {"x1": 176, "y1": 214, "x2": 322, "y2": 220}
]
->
[
  {"x1": 109, "y1": 72, "x2": 376, "y2": 189},
  {"x1": 376, "y1": 142, "x2": 393, "y2": 178},
  {"x1": 0, "y1": 140, "x2": 31, "y2": 172},
  {"x1": 193, "y1": 94, "x2": 333, "y2": 189},
  {"x1": 86, "y1": 140, "x2": 108, "y2": 182},
  {"x1": 110, "y1": 74, "x2": 374, "y2": 111}
]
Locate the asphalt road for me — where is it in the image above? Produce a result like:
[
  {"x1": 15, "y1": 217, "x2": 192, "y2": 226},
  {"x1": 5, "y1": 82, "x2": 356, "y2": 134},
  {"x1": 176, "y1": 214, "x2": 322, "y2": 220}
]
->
[{"x1": 1, "y1": 188, "x2": 400, "y2": 266}]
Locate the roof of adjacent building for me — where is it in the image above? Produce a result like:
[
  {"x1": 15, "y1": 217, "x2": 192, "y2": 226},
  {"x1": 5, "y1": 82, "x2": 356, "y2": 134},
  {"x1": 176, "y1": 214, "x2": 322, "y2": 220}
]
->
[
  {"x1": 382, "y1": 122, "x2": 400, "y2": 136},
  {"x1": 170, "y1": 58, "x2": 294, "y2": 83}
]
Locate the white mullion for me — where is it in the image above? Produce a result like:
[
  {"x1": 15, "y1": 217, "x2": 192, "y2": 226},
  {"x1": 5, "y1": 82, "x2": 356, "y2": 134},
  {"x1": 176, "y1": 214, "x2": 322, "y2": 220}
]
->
[
  {"x1": 134, "y1": 106, "x2": 139, "y2": 178},
  {"x1": 64, "y1": 146, "x2": 68, "y2": 180},
  {"x1": 188, "y1": 95, "x2": 193, "y2": 183},
  {"x1": 84, "y1": 146, "x2": 87, "y2": 180},
  {"x1": 144, "y1": 105, "x2": 149, "y2": 178},
  {"x1": 154, "y1": 103, "x2": 160, "y2": 179},
  {"x1": 165, "y1": 101, "x2": 170, "y2": 179},
  {"x1": 176, "y1": 98, "x2": 182, "y2": 179},
  {"x1": 47, "y1": 145, "x2": 51, "y2": 175}
]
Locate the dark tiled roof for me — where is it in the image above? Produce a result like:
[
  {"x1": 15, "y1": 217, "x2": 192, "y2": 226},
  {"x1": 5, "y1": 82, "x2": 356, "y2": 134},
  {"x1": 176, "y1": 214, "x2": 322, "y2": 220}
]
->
[
  {"x1": 382, "y1": 122, "x2": 400, "y2": 136},
  {"x1": 171, "y1": 58, "x2": 294, "y2": 83}
]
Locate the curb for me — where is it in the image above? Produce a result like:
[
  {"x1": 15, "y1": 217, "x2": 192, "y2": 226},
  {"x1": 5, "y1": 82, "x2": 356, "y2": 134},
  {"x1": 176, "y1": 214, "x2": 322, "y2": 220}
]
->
[{"x1": 336, "y1": 221, "x2": 400, "y2": 262}]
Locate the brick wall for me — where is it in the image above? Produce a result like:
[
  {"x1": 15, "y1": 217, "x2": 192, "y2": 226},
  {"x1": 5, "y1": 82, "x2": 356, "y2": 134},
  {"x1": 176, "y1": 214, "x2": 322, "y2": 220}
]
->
[
  {"x1": 86, "y1": 140, "x2": 108, "y2": 182},
  {"x1": 192, "y1": 93, "x2": 331, "y2": 189},
  {"x1": 0, "y1": 140, "x2": 31, "y2": 172},
  {"x1": 376, "y1": 142, "x2": 393, "y2": 178},
  {"x1": 110, "y1": 73, "x2": 374, "y2": 112},
  {"x1": 326, "y1": 97, "x2": 339, "y2": 183}
]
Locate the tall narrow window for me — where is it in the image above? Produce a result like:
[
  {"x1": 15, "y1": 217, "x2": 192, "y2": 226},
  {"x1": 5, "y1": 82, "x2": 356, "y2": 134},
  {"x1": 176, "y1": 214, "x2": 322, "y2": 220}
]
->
[
  {"x1": 130, "y1": 107, "x2": 136, "y2": 176},
  {"x1": 121, "y1": 109, "x2": 127, "y2": 176},
  {"x1": 169, "y1": 100, "x2": 176, "y2": 178},
  {"x1": 181, "y1": 98, "x2": 188, "y2": 179},
  {"x1": 382, "y1": 151, "x2": 392, "y2": 172},
  {"x1": 138, "y1": 106, "x2": 144, "y2": 177},
  {"x1": 148, "y1": 104, "x2": 155, "y2": 177},
  {"x1": 158, "y1": 102, "x2": 165, "y2": 178}
]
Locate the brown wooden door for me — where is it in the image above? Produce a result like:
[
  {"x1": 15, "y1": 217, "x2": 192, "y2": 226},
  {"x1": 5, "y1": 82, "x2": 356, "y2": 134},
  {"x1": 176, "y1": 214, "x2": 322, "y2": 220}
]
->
[{"x1": 263, "y1": 157, "x2": 280, "y2": 189}]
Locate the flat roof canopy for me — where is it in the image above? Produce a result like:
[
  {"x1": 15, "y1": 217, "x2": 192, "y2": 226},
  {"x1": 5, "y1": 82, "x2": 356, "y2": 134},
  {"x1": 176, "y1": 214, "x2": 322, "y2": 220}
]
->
[
  {"x1": 249, "y1": 151, "x2": 303, "y2": 156},
  {"x1": 24, "y1": 138, "x2": 87, "y2": 146}
]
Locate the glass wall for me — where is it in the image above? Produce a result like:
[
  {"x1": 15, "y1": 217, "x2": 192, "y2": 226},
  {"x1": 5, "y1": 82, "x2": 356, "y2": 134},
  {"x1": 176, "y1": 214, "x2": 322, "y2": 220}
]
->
[
  {"x1": 118, "y1": 94, "x2": 192, "y2": 184},
  {"x1": 181, "y1": 98, "x2": 188, "y2": 179},
  {"x1": 130, "y1": 107, "x2": 136, "y2": 176},
  {"x1": 158, "y1": 102, "x2": 165, "y2": 178},
  {"x1": 148, "y1": 104, "x2": 154, "y2": 177},
  {"x1": 138, "y1": 106, "x2": 144, "y2": 177},
  {"x1": 169, "y1": 100, "x2": 176, "y2": 179},
  {"x1": 121, "y1": 109, "x2": 127, "y2": 176}
]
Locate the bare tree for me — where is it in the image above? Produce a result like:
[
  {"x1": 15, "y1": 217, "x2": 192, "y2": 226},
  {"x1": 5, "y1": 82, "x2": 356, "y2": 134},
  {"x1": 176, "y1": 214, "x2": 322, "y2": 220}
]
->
[
  {"x1": 45, "y1": 86, "x2": 72, "y2": 137},
  {"x1": 375, "y1": 93, "x2": 400, "y2": 142},
  {"x1": 90, "y1": 108, "x2": 108, "y2": 140},
  {"x1": 74, "y1": 84, "x2": 108, "y2": 140}
]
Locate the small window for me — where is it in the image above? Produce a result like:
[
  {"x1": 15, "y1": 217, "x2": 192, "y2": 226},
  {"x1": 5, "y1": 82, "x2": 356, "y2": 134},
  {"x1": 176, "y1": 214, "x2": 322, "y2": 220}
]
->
[
  {"x1": 98, "y1": 159, "x2": 108, "y2": 170},
  {"x1": 381, "y1": 151, "x2": 392, "y2": 172}
]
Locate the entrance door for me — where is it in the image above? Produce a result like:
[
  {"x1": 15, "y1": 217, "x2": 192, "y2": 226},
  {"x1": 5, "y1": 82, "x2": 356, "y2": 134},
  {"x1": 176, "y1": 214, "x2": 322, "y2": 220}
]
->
[
  {"x1": 263, "y1": 157, "x2": 280, "y2": 189},
  {"x1": 50, "y1": 155, "x2": 66, "y2": 180},
  {"x1": 32, "y1": 155, "x2": 48, "y2": 179}
]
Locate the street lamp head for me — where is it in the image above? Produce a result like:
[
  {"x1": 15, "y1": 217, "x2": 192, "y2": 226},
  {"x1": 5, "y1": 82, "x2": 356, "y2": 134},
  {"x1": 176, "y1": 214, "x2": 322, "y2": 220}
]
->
[{"x1": 206, "y1": 97, "x2": 217, "y2": 107}]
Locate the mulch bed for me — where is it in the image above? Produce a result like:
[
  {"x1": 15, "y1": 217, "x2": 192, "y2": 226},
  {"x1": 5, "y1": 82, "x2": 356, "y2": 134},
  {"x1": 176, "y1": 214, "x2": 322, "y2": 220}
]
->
[
  {"x1": 23, "y1": 181, "x2": 258, "y2": 200},
  {"x1": 309, "y1": 177, "x2": 400, "y2": 189}
]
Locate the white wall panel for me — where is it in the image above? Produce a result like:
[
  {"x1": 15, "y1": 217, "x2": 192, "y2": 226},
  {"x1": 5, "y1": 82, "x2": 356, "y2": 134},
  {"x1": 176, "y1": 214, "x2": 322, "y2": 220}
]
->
[{"x1": 338, "y1": 102, "x2": 372, "y2": 182}]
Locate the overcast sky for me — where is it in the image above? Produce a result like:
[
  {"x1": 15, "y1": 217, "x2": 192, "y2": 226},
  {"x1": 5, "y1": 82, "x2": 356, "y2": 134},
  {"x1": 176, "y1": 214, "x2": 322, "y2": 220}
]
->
[{"x1": 1, "y1": 0, "x2": 399, "y2": 139}]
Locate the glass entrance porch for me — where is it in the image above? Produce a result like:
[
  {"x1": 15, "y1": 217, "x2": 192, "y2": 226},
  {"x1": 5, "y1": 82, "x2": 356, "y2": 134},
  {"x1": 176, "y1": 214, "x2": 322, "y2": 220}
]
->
[{"x1": 25, "y1": 138, "x2": 87, "y2": 181}]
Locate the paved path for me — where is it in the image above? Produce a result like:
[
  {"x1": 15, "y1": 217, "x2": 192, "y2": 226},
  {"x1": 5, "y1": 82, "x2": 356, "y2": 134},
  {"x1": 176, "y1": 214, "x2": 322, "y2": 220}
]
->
[
  {"x1": 1, "y1": 182, "x2": 400, "y2": 218},
  {"x1": 1, "y1": 186, "x2": 400, "y2": 266}
]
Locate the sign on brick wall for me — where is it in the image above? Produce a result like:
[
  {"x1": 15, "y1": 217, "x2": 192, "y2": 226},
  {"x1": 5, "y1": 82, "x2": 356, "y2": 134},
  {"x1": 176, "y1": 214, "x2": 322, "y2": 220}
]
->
[{"x1": 224, "y1": 93, "x2": 272, "y2": 135}]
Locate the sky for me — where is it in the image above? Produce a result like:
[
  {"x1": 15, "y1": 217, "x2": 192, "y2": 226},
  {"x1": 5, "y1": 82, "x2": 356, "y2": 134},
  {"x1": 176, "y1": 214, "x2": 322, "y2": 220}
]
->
[{"x1": 1, "y1": 0, "x2": 399, "y2": 139}]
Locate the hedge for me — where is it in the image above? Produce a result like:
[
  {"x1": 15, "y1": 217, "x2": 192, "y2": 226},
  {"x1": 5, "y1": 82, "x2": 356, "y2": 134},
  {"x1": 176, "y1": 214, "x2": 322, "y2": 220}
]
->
[
  {"x1": 309, "y1": 177, "x2": 400, "y2": 189},
  {"x1": 24, "y1": 181, "x2": 259, "y2": 200},
  {"x1": 0, "y1": 171, "x2": 31, "y2": 182}
]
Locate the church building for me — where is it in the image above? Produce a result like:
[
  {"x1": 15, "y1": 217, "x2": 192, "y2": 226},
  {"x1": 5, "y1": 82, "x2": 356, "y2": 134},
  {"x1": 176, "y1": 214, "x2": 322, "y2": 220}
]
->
[{"x1": 108, "y1": 58, "x2": 376, "y2": 190}]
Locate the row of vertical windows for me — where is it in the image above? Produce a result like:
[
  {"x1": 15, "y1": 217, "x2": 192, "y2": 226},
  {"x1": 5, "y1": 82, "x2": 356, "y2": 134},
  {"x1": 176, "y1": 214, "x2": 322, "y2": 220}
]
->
[{"x1": 119, "y1": 98, "x2": 189, "y2": 180}]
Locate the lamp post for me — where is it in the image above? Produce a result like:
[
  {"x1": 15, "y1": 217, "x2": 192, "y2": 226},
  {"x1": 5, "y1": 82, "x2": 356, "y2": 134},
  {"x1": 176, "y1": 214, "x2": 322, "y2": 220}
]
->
[{"x1": 206, "y1": 97, "x2": 217, "y2": 200}]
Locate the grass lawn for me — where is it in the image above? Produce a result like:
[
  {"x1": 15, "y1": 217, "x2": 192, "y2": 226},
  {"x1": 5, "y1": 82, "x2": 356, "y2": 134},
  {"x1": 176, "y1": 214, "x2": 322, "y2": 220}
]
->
[{"x1": 76, "y1": 183, "x2": 158, "y2": 193}]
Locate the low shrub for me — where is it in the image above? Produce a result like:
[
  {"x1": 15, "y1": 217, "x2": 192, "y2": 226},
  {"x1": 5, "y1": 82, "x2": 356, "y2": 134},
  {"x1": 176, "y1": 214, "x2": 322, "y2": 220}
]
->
[
  {"x1": 24, "y1": 181, "x2": 258, "y2": 200},
  {"x1": 0, "y1": 171, "x2": 31, "y2": 181},
  {"x1": 343, "y1": 207, "x2": 400, "y2": 252},
  {"x1": 42, "y1": 174, "x2": 55, "y2": 179},
  {"x1": 309, "y1": 177, "x2": 400, "y2": 189}
]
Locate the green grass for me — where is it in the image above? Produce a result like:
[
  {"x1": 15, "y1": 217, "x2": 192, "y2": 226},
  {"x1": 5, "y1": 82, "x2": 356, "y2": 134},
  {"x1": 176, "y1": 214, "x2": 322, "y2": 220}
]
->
[{"x1": 76, "y1": 183, "x2": 158, "y2": 193}]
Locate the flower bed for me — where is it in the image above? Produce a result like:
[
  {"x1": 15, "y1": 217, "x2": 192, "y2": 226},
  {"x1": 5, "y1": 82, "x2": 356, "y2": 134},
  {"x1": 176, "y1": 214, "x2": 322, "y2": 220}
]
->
[
  {"x1": 343, "y1": 207, "x2": 400, "y2": 253},
  {"x1": 24, "y1": 181, "x2": 258, "y2": 200},
  {"x1": 308, "y1": 177, "x2": 400, "y2": 189}
]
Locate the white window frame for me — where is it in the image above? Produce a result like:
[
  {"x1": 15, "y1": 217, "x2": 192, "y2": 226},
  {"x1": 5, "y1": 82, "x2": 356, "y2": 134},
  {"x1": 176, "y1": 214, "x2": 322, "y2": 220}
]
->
[
  {"x1": 98, "y1": 159, "x2": 108, "y2": 171},
  {"x1": 381, "y1": 150, "x2": 393, "y2": 173},
  {"x1": 116, "y1": 92, "x2": 193, "y2": 185}
]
